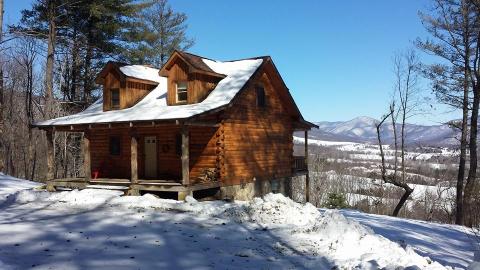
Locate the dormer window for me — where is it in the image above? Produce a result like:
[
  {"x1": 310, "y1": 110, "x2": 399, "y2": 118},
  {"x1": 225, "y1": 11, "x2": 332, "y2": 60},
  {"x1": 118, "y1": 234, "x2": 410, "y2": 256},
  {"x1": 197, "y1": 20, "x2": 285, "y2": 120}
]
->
[
  {"x1": 111, "y1": 88, "x2": 120, "y2": 109},
  {"x1": 176, "y1": 81, "x2": 188, "y2": 103}
]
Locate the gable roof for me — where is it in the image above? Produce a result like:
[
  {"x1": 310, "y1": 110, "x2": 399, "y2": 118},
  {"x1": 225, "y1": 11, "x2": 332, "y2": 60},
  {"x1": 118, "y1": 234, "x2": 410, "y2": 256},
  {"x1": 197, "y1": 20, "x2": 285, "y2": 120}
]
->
[
  {"x1": 159, "y1": 50, "x2": 226, "y2": 78},
  {"x1": 34, "y1": 56, "x2": 263, "y2": 127},
  {"x1": 34, "y1": 51, "x2": 317, "y2": 129},
  {"x1": 95, "y1": 62, "x2": 161, "y2": 85}
]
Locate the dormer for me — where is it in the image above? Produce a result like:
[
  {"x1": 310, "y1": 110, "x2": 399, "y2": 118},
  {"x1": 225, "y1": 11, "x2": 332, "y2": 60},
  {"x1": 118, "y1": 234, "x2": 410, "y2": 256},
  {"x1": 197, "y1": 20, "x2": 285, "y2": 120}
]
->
[
  {"x1": 95, "y1": 62, "x2": 160, "y2": 111},
  {"x1": 159, "y1": 51, "x2": 226, "y2": 105}
]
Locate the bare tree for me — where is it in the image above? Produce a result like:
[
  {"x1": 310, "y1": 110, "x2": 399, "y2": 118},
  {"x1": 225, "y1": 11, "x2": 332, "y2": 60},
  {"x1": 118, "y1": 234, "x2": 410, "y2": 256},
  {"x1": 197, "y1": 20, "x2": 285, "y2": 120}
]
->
[{"x1": 376, "y1": 102, "x2": 414, "y2": 217}]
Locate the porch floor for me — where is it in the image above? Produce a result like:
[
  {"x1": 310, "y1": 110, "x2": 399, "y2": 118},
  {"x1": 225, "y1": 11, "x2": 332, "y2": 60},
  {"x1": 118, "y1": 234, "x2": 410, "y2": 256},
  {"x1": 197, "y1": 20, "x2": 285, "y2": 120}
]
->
[{"x1": 46, "y1": 178, "x2": 220, "y2": 198}]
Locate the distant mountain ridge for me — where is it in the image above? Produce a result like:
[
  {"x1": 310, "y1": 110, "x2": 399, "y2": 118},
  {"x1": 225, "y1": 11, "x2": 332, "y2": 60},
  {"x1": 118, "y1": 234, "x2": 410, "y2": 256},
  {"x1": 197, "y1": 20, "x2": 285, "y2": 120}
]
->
[{"x1": 306, "y1": 116, "x2": 457, "y2": 146}]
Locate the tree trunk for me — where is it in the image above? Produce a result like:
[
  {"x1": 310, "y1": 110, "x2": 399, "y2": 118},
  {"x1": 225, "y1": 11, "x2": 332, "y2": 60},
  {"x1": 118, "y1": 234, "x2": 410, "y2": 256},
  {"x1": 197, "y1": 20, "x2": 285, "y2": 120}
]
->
[
  {"x1": 392, "y1": 185, "x2": 414, "y2": 216},
  {"x1": 45, "y1": 0, "x2": 56, "y2": 119},
  {"x1": 464, "y1": 84, "x2": 479, "y2": 226},
  {"x1": 456, "y1": 1, "x2": 471, "y2": 226},
  {"x1": 391, "y1": 108, "x2": 398, "y2": 180},
  {"x1": 456, "y1": 63, "x2": 470, "y2": 226},
  {"x1": 0, "y1": 0, "x2": 4, "y2": 173}
]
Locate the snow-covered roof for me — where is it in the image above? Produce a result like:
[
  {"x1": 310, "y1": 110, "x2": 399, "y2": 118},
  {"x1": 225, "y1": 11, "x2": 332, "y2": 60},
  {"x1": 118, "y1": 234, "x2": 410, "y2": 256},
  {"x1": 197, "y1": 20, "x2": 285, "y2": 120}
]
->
[
  {"x1": 119, "y1": 65, "x2": 163, "y2": 83},
  {"x1": 35, "y1": 58, "x2": 263, "y2": 126}
]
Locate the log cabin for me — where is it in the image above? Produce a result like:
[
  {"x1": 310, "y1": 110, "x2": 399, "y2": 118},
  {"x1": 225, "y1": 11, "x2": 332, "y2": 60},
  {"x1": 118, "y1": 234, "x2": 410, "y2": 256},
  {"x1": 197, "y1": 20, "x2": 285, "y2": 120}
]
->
[{"x1": 33, "y1": 51, "x2": 317, "y2": 200}]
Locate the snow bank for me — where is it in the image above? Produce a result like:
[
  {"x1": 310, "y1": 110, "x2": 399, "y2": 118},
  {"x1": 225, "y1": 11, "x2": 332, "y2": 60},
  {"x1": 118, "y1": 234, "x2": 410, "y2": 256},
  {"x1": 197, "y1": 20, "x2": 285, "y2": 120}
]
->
[
  {"x1": 224, "y1": 193, "x2": 319, "y2": 227},
  {"x1": 0, "y1": 173, "x2": 40, "y2": 203},
  {"x1": 294, "y1": 210, "x2": 446, "y2": 269},
  {"x1": 12, "y1": 189, "x2": 231, "y2": 216}
]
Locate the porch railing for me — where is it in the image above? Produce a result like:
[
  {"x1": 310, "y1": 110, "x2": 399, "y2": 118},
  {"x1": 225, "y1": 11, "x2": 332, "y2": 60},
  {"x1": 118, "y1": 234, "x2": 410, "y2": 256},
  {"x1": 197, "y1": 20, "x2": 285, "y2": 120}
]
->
[{"x1": 293, "y1": 156, "x2": 307, "y2": 172}]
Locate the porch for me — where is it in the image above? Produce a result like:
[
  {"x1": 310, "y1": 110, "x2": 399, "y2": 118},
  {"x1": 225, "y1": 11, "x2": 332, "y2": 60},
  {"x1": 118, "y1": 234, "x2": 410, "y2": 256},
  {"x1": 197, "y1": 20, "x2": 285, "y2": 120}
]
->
[
  {"x1": 43, "y1": 121, "x2": 223, "y2": 200},
  {"x1": 46, "y1": 177, "x2": 221, "y2": 199}
]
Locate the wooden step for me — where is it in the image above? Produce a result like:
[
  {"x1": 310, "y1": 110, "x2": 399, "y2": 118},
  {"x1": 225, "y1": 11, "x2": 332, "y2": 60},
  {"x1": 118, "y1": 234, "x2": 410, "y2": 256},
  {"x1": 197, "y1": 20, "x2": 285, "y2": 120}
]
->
[{"x1": 86, "y1": 185, "x2": 129, "y2": 191}]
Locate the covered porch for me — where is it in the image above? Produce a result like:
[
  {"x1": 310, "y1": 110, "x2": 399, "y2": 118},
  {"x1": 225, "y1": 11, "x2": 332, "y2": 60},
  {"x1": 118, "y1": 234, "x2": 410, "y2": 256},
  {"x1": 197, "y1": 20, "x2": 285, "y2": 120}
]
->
[{"x1": 42, "y1": 120, "x2": 223, "y2": 200}]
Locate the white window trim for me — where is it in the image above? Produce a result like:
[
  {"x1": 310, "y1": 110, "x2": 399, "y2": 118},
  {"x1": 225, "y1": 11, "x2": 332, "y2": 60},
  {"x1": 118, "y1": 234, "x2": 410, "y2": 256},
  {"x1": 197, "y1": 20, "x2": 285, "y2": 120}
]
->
[{"x1": 176, "y1": 81, "x2": 188, "y2": 103}]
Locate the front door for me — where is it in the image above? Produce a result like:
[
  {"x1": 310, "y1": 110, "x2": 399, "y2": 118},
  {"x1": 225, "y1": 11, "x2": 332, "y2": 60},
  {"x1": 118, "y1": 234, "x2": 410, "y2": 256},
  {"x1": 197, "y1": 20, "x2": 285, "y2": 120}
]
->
[{"x1": 144, "y1": 136, "x2": 157, "y2": 179}]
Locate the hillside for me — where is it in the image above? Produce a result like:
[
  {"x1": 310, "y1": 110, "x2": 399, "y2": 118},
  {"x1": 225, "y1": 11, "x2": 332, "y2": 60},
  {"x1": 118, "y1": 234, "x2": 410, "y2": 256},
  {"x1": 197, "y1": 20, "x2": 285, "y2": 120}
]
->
[
  {"x1": 0, "y1": 174, "x2": 475, "y2": 269},
  {"x1": 307, "y1": 116, "x2": 457, "y2": 147}
]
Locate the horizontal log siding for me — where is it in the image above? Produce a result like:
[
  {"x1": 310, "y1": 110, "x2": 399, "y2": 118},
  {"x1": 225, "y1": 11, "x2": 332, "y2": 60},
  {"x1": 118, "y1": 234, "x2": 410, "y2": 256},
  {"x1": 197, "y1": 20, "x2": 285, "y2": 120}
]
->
[
  {"x1": 90, "y1": 129, "x2": 131, "y2": 179},
  {"x1": 222, "y1": 70, "x2": 293, "y2": 185},
  {"x1": 89, "y1": 125, "x2": 220, "y2": 183},
  {"x1": 189, "y1": 126, "x2": 219, "y2": 184}
]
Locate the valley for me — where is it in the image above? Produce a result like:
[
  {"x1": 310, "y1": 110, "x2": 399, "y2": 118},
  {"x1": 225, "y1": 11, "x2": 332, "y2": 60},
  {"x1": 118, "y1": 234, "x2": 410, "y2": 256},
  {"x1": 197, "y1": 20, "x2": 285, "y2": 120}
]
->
[{"x1": 294, "y1": 117, "x2": 460, "y2": 223}]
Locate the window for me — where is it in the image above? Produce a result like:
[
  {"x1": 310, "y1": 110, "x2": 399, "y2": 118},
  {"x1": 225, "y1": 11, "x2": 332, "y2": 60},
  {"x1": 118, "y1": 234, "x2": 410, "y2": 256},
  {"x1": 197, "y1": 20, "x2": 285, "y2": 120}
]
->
[
  {"x1": 176, "y1": 81, "x2": 188, "y2": 103},
  {"x1": 175, "y1": 134, "x2": 182, "y2": 156},
  {"x1": 111, "y1": 88, "x2": 120, "y2": 109},
  {"x1": 256, "y1": 86, "x2": 266, "y2": 108},
  {"x1": 109, "y1": 136, "x2": 121, "y2": 156}
]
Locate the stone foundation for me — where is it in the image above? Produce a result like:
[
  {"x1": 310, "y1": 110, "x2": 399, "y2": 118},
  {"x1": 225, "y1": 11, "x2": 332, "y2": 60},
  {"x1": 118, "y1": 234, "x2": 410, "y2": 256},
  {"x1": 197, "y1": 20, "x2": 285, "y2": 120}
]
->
[{"x1": 219, "y1": 176, "x2": 301, "y2": 201}]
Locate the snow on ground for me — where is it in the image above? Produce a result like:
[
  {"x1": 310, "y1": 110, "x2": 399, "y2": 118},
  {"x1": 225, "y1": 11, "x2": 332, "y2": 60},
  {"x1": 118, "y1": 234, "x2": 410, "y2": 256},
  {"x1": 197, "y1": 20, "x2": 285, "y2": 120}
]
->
[
  {"x1": 293, "y1": 136, "x2": 358, "y2": 146},
  {"x1": 0, "y1": 176, "x2": 474, "y2": 269},
  {"x1": 0, "y1": 173, "x2": 40, "y2": 203},
  {"x1": 342, "y1": 209, "x2": 476, "y2": 269}
]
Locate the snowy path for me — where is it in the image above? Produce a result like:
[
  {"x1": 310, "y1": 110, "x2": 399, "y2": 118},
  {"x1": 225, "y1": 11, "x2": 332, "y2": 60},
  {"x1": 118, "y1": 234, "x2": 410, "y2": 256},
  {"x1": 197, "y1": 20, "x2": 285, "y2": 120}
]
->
[{"x1": 342, "y1": 210, "x2": 475, "y2": 269}]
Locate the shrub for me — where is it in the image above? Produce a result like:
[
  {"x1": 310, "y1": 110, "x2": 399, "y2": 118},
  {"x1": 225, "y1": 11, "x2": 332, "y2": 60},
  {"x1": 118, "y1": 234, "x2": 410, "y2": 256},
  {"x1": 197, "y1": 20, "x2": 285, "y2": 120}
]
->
[{"x1": 324, "y1": 192, "x2": 349, "y2": 209}]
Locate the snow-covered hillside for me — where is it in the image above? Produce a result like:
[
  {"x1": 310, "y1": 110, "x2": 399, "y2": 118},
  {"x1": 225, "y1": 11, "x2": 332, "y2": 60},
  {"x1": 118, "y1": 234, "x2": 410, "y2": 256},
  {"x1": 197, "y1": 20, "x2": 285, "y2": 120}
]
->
[
  {"x1": 308, "y1": 116, "x2": 456, "y2": 146},
  {"x1": 0, "y1": 175, "x2": 476, "y2": 269}
]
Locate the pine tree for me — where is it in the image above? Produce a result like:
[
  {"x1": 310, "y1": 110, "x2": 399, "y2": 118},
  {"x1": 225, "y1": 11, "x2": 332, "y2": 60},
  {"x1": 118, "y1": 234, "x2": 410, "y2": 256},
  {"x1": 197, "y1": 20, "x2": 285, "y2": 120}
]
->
[
  {"x1": 124, "y1": 0, "x2": 194, "y2": 67},
  {"x1": 417, "y1": 0, "x2": 480, "y2": 226},
  {"x1": 12, "y1": 0, "x2": 146, "y2": 105}
]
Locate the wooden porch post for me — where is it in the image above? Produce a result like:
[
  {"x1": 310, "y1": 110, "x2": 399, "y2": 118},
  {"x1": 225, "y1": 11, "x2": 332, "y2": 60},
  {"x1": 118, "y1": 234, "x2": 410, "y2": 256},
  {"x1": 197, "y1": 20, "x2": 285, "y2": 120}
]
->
[
  {"x1": 181, "y1": 125, "x2": 189, "y2": 186},
  {"x1": 83, "y1": 131, "x2": 91, "y2": 182},
  {"x1": 46, "y1": 129, "x2": 55, "y2": 181},
  {"x1": 304, "y1": 130, "x2": 309, "y2": 202},
  {"x1": 130, "y1": 133, "x2": 138, "y2": 183}
]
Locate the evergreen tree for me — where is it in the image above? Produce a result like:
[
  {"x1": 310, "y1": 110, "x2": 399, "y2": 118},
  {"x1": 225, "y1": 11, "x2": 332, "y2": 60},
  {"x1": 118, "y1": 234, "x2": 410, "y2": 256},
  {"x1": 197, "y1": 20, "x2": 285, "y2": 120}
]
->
[
  {"x1": 124, "y1": 0, "x2": 194, "y2": 67},
  {"x1": 12, "y1": 0, "x2": 147, "y2": 104},
  {"x1": 417, "y1": 0, "x2": 480, "y2": 226}
]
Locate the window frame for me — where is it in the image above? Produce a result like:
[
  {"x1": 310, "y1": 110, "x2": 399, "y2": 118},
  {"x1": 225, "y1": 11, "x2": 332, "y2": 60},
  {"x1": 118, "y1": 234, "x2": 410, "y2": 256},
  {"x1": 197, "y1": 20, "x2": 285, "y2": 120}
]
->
[
  {"x1": 176, "y1": 81, "x2": 188, "y2": 104},
  {"x1": 110, "y1": 88, "x2": 120, "y2": 109},
  {"x1": 256, "y1": 86, "x2": 266, "y2": 108},
  {"x1": 109, "y1": 136, "x2": 121, "y2": 156}
]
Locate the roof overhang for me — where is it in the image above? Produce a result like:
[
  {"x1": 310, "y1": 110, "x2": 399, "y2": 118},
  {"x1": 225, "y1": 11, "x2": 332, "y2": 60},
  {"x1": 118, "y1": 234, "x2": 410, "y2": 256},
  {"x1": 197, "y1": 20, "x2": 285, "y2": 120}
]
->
[
  {"x1": 159, "y1": 50, "x2": 226, "y2": 79},
  {"x1": 95, "y1": 61, "x2": 160, "y2": 86}
]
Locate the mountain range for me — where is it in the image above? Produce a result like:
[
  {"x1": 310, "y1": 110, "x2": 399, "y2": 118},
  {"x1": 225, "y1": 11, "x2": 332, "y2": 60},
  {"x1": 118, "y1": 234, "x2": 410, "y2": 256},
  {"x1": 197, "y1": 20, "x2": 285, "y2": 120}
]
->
[{"x1": 305, "y1": 116, "x2": 457, "y2": 146}]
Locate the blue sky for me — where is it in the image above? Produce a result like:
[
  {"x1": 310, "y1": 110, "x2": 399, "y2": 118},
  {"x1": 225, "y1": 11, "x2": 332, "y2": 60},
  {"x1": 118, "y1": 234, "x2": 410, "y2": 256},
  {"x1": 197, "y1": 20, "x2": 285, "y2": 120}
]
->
[{"x1": 4, "y1": 0, "x2": 456, "y2": 125}]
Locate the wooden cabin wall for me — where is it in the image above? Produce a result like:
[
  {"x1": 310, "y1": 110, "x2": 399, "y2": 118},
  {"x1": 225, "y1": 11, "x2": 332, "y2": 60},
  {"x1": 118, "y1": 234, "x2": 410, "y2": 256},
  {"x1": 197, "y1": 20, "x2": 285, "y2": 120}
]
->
[
  {"x1": 189, "y1": 126, "x2": 220, "y2": 185},
  {"x1": 89, "y1": 128, "x2": 131, "y2": 179},
  {"x1": 166, "y1": 59, "x2": 219, "y2": 105},
  {"x1": 188, "y1": 74, "x2": 218, "y2": 104},
  {"x1": 167, "y1": 61, "x2": 189, "y2": 105},
  {"x1": 222, "y1": 68, "x2": 294, "y2": 186},
  {"x1": 88, "y1": 124, "x2": 220, "y2": 183},
  {"x1": 122, "y1": 79, "x2": 156, "y2": 108},
  {"x1": 102, "y1": 72, "x2": 157, "y2": 111},
  {"x1": 102, "y1": 72, "x2": 122, "y2": 111}
]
